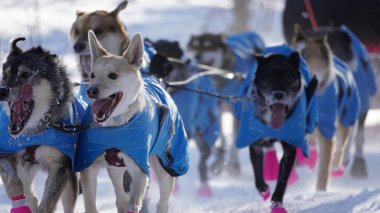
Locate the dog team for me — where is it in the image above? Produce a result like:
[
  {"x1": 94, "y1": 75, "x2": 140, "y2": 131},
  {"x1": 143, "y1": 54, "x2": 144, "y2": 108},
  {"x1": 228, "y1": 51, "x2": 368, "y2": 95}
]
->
[{"x1": 0, "y1": 1, "x2": 376, "y2": 213}]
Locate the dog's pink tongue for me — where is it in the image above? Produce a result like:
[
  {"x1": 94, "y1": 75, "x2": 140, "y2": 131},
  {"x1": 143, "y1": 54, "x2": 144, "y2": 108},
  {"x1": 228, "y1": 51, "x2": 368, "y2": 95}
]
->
[
  {"x1": 91, "y1": 99, "x2": 111, "y2": 119},
  {"x1": 11, "y1": 84, "x2": 33, "y2": 117},
  {"x1": 270, "y1": 103, "x2": 286, "y2": 130}
]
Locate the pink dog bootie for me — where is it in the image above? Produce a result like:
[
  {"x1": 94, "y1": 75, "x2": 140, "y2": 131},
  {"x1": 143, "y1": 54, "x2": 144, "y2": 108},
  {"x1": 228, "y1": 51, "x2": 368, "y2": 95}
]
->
[
  {"x1": 307, "y1": 144, "x2": 318, "y2": 169},
  {"x1": 10, "y1": 195, "x2": 32, "y2": 213},
  {"x1": 331, "y1": 166, "x2": 345, "y2": 177},
  {"x1": 197, "y1": 182, "x2": 213, "y2": 198},
  {"x1": 264, "y1": 148, "x2": 279, "y2": 181},
  {"x1": 295, "y1": 148, "x2": 308, "y2": 166},
  {"x1": 271, "y1": 201, "x2": 287, "y2": 213}
]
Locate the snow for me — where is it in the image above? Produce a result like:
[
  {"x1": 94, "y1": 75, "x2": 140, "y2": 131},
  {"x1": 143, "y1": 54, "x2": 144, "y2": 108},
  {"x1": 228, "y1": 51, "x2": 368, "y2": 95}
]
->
[{"x1": 0, "y1": 0, "x2": 379, "y2": 212}]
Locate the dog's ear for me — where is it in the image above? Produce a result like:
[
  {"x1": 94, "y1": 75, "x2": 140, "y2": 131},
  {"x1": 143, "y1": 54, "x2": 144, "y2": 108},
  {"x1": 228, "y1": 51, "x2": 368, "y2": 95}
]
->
[
  {"x1": 110, "y1": 1, "x2": 128, "y2": 16},
  {"x1": 76, "y1": 10, "x2": 85, "y2": 17},
  {"x1": 288, "y1": 52, "x2": 300, "y2": 69},
  {"x1": 292, "y1": 24, "x2": 307, "y2": 44},
  {"x1": 88, "y1": 30, "x2": 109, "y2": 61},
  {"x1": 123, "y1": 33, "x2": 144, "y2": 67},
  {"x1": 7, "y1": 37, "x2": 25, "y2": 61}
]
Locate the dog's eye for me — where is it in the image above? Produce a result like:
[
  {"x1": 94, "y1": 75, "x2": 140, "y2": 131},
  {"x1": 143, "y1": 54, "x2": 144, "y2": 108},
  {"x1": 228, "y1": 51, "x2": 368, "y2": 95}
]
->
[
  {"x1": 94, "y1": 28, "x2": 104, "y2": 35},
  {"x1": 90, "y1": 72, "x2": 95, "y2": 79},
  {"x1": 19, "y1": 72, "x2": 32, "y2": 79},
  {"x1": 108, "y1": 73, "x2": 118, "y2": 80},
  {"x1": 74, "y1": 28, "x2": 80, "y2": 36}
]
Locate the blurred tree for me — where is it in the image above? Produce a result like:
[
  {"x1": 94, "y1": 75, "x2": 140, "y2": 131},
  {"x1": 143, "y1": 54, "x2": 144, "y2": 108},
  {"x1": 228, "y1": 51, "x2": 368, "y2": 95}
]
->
[{"x1": 232, "y1": 0, "x2": 250, "y2": 33}]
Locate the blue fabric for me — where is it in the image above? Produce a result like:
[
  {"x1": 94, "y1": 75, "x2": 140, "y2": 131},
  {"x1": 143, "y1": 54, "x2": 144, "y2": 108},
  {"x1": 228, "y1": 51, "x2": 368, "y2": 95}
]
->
[
  {"x1": 74, "y1": 77, "x2": 189, "y2": 176},
  {"x1": 341, "y1": 25, "x2": 377, "y2": 113},
  {"x1": 316, "y1": 57, "x2": 360, "y2": 139},
  {"x1": 170, "y1": 64, "x2": 220, "y2": 146},
  {"x1": 234, "y1": 45, "x2": 318, "y2": 156},
  {"x1": 220, "y1": 32, "x2": 265, "y2": 97},
  {"x1": 0, "y1": 99, "x2": 86, "y2": 164}
]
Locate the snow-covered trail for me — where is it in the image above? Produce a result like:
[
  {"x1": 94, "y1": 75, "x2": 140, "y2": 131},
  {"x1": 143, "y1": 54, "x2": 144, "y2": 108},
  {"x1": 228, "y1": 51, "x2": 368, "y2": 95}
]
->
[{"x1": 0, "y1": 0, "x2": 379, "y2": 212}]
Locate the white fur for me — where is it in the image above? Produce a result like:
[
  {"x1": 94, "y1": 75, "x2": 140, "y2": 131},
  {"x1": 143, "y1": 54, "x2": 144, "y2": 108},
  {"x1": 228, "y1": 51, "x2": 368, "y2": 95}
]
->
[
  {"x1": 99, "y1": 33, "x2": 126, "y2": 56},
  {"x1": 200, "y1": 49, "x2": 224, "y2": 68}
]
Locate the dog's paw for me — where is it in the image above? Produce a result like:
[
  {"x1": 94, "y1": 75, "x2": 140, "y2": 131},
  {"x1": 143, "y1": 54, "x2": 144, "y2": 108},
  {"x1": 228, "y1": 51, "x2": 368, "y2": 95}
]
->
[
  {"x1": 350, "y1": 156, "x2": 368, "y2": 178},
  {"x1": 258, "y1": 184, "x2": 271, "y2": 201},
  {"x1": 331, "y1": 166, "x2": 345, "y2": 177},
  {"x1": 226, "y1": 158, "x2": 240, "y2": 177},
  {"x1": 197, "y1": 183, "x2": 213, "y2": 198},
  {"x1": 10, "y1": 206, "x2": 32, "y2": 213},
  {"x1": 271, "y1": 202, "x2": 287, "y2": 213}
]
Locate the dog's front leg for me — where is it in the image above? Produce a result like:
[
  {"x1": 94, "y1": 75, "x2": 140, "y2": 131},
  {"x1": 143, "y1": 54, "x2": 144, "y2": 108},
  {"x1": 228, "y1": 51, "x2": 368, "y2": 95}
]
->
[
  {"x1": 0, "y1": 157, "x2": 24, "y2": 199},
  {"x1": 271, "y1": 141, "x2": 296, "y2": 203},
  {"x1": 81, "y1": 163, "x2": 101, "y2": 213},
  {"x1": 332, "y1": 123, "x2": 351, "y2": 169},
  {"x1": 17, "y1": 158, "x2": 39, "y2": 212},
  {"x1": 107, "y1": 166, "x2": 128, "y2": 213},
  {"x1": 60, "y1": 172, "x2": 78, "y2": 213},
  {"x1": 124, "y1": 156, "x2": 149, "y2": 213},
  {"x1": 38, "y1": 157, "x2": 72, "y2": 213},
  {"x1": 316, "y1": 130, "x2": 335, "y2": 191},
  {"x1": 249, "y1": 143, "x2": 267, "y2": 194}
]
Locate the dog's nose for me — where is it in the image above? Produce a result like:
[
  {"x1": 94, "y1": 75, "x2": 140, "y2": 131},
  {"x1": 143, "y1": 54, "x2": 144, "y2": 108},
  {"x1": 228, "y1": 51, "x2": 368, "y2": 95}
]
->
[
  {"x1": 273, "y1": 92, "x2": 285, "y2": 100},
  {"x1": 73, "y1": 42, "x2": 86, "y2": 53},
  {"x1": 87, "y1": 87, "x2": 99, "y2": 99},
  {"x1": 0, "y1": 87, "x2": 10, "y2": 101}
]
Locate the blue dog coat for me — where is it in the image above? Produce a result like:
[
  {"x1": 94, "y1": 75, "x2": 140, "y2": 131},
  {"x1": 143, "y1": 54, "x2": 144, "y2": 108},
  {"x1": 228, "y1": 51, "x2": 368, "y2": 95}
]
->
[
  {"x1": 234, "y1": 45, "x2": 318, "y2": 156},
  {"x1": 220, "y1": 32, "x2": 265, "y2": 97},
  {"x1": 316, "y1": 57, "x2": 360, "y2": 140},
  {"x1": 74, "y1": 77, "x2": 189, "y2": 176},
  {"x1": 341, "y1": 25, "x2": 377, "y2": 113},
  {"x1": 170, "y1": 64, "x2": 220, "y2": 146},
  {"x1": 0, "y1": 98, "x2": 86, "y2": 164}
]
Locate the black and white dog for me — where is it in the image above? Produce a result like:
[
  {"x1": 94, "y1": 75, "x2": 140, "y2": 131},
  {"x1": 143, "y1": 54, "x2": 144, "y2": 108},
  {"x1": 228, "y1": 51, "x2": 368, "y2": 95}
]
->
[
  {"x1": 234, "y1": 46, "x2": 318, "y2": 212},
  {"x1": 0, "y1": 39, "x2": 79, "y2": 212}
]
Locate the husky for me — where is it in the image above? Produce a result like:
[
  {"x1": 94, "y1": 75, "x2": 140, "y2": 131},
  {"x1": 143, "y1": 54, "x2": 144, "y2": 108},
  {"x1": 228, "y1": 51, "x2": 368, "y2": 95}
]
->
[
  {"x1": 187, "y1": 32, "x2": 265, "y2": 177},
  {"x1": 0, "y1": 38, "x2": 78, "y2": 212},
  {"x1": 73, "y1": 31, "x2": 189, "y2": 213},
  {"x1": 292, "y1": 25, "x2": 360, "y2": 190},
  {"x1": 148, "y1": 38, "x2": 220, "y2": 197},
  {"x1": 70, "y1": 0, "x2": 129, "y2": 82},
  {"x1": 234, "y1": 46, "x2": 318, "y2": 212}
]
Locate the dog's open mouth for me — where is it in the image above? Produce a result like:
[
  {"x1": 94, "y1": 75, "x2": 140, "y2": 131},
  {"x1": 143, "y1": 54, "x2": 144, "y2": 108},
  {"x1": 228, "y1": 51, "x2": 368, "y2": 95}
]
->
[
  {"x1": 270, "y1": 103, "x2": 288, "y2": 130},
  {"x1": 9, "y1": 84, "x2": 34, "y2": 135},
  {"x1": 91, "y1": 92, "x2": 123, "y2": 123},
  {"x1": 80, "y1": 55, "x2": 91, "y2": 79}
]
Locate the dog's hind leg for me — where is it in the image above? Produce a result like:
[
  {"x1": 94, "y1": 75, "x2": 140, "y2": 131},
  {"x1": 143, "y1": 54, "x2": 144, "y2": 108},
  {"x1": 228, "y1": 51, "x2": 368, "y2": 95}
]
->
[
  {"x1": 124, "y1": 155, "x2": 149, "y2": 213},
  {"x1": 38, "y1": 156, "x2": 72, "y2": 213},
  {"x1": 149, "y1": 156, "x2": 174, "y2": 213},
  {"x1": 210, "y1": 102, "x2": 227, "y2": 175},
  {"x1": 271, "y1": 141, "x2": 296, "y2": 203},
  {"x1": 351, "y1": 112, "x2": 368, "y2": 178},
  {"x1": 107, "y1": 166, "x2": 128, "y2": 213},
  {"x1": 226, "y1": 117, "x2": 240, "y2": 176},
  {"x1": 249, "y1": 143, "x2": 269, "y2": 199},
  {"x1": 61, "y1": 172, "x2": 78, "y2": 213},
  {"x1": 81, "y1": 163, "x2": 101, "y2": 213},
  {"x1": 316, "y1": 131, "x2": 335, "y2": 191},
  {"x1": 0, "y1": 157, "x2": 24, "y2": 198}
]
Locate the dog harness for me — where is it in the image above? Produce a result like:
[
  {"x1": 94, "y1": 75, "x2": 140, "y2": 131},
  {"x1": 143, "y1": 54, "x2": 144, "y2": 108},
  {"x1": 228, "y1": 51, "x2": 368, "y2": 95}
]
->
[
  {"x1": 220, "y1": 32, "x2": 265, "y2": 97},
  {"x1": 0, "y1": 98, "x2": 86, "y2": 164},
  {"x1": 340, "y1": 25, "x2": 377, "y2": 113},
  {"x1": 234, "y1": 45, "x2": 318, "y2": 156},
  {"x1": 74, "y1": 77, "x2": 189, "y2": 176}
]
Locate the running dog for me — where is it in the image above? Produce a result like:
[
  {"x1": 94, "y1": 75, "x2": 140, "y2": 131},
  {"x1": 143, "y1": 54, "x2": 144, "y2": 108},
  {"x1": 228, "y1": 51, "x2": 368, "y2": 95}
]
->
[
  {"x1": 187, "y1": 32, "x2": 265, "y2": 176},
  {"x1": 234, "y1": 46, "x2": 318, "y2": 212},
  {"x1": 73, "y1": 31, "x2": 188, "y2": 213},
  {"x1": 0, "y1": 39, "x2": 79, "y2": 212},
  {"x1": 292, "y1": 25, "x2": 360, "y2": 190},
  {"x1": 148, "y1": 38, "x2": 220, "y2": 197}
]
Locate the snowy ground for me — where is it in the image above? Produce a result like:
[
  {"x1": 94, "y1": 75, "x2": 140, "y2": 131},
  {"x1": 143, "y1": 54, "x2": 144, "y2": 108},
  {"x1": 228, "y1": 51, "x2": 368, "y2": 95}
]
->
[{"x1": 0, "y1": 0, "x2": 380, "y2": 212}]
